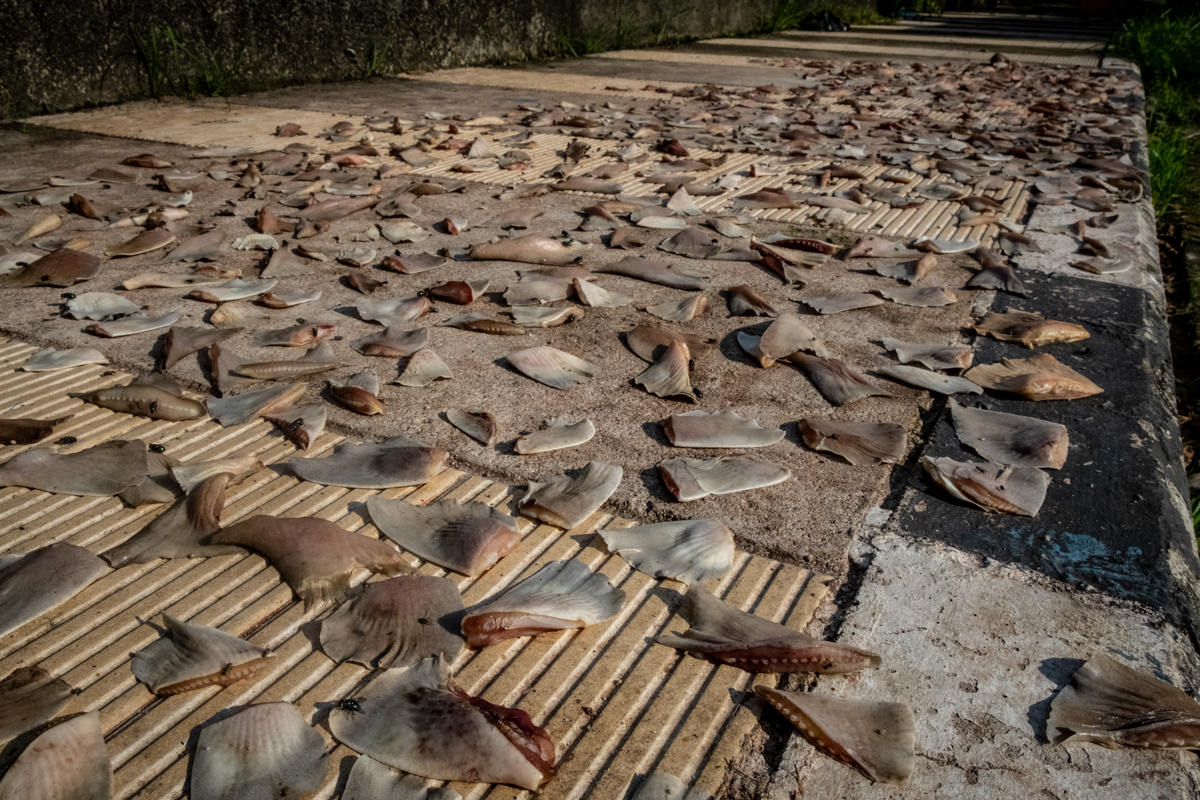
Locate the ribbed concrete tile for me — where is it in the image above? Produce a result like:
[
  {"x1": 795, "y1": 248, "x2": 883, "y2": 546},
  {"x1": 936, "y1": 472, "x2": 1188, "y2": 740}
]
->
[{"x1": 0, "y1": 342, "x2": 828, "y2": 799}]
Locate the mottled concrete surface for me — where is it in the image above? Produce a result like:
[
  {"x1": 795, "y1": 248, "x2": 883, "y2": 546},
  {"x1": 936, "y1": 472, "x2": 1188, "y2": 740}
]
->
[
  {"x1": 0, "y1": 0, "x2": 778, "y2": 119},
  {"x1": 1, "y1": 32, "x2": 1197, "y2": 800}
]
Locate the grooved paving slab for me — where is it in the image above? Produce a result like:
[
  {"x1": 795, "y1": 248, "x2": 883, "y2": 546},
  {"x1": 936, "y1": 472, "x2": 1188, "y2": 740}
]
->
[
  {"x1": 0, "y1": 338, "x2": 829, "y2": 800},
  {"x1": 702, "y1": 37, "x2": 1098, "y2": 66},
  {"x1": 29, "y1": 97, "x2": 1020, "y2": 248}
]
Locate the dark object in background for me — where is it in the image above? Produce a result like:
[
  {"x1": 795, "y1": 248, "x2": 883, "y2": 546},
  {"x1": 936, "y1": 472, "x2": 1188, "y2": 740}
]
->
[{"x1": 800, "y1": 11, "x2": 850, "y2": 31}]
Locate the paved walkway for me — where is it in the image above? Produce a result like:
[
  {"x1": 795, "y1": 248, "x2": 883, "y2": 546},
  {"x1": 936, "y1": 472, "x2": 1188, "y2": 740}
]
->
[{"x1": 2, "y1": 13, "x2": 1196, "y2": 800}]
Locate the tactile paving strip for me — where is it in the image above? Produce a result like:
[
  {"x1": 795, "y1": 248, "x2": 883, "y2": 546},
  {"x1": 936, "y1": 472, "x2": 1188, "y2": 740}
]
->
[
  {"x1": 0, "y1": 338, "x2": 830, "y2": 800},
  {"x1": 29, "y1": 100, "x2": 1022, "y2": 247},
  {"x1": 703, "y1": 37, "x2": 1099, "y2": 66}
]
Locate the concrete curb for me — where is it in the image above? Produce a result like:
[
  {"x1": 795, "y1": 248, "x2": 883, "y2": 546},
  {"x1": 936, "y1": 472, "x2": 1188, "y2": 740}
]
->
[{"x1": 756, "y1": 60, "x2": 1200, "y2": 800}]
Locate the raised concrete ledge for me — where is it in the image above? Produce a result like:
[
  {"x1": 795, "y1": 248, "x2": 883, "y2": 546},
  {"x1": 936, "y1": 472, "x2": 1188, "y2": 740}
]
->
[
  {"x1": 758, "y1": 58, "x2": 1200, "y2": 795},
  {"x1": 762, "y1": 530, "x2": 1200, "y2": 799}
]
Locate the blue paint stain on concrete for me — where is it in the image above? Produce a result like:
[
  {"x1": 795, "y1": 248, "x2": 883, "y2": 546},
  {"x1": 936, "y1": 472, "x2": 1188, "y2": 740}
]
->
[{"x1": 1046, "y1": 530, "x2": 1109, "y2": 562}]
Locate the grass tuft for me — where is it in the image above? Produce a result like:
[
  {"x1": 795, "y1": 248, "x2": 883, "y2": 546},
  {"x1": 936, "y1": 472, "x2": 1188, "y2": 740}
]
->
[
  {"x1": 1110, "y1": 10, "x2": 1200, "y2": 221},
  {"x1": 362, "y1": 41, "x2": 392, "y2": 79},
  {"x1": 766, "y1": 0, "x2": 895, "y2": 32}
]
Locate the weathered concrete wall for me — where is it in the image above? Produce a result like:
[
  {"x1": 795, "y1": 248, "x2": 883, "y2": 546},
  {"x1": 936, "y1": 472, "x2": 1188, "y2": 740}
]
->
[{"x1": 0, "y1": 0, "x2": 777, "y2": 119}]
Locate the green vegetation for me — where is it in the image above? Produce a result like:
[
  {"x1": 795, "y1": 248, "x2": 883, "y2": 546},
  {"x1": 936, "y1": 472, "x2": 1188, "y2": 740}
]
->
[
  {"x1": 1110, "y1": 9, "x2": 1200, "y2": 221},
  {"x1": 556, "y1": 30, "x2": 609, "y2": 59},
  {"x1": 554, "y1": 0, "x2": 895, "y2": 59},
  {"x1": 130, "y1": 22, "x2": 247, "y2": 99},
  {"x1": 894, "y1": 0, "x2": 942, "y2": 16},
  {"x1": 765, "y1": 0, "x2": 896, "y2": 31},
  {"x1": 1111, "y1": 9, "x2": 1200, "y2": 536},
  {"x1": 363, "y1": 41, "x2": 392, "y2": 79}
]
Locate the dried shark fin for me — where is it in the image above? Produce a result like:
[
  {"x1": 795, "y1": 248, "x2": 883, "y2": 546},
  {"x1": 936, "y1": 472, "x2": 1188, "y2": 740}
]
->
[
  {"x1": 63, "y1": 292, "x2": 139, "y2": 320},
  {"x1": 627, "y1": 325, "x2": 715, "y2": 362},
  {"x1": 519, "y1": 461, "x2": 623, "y2": 530},
  {"x1": 191, "y1": 703, "x2": 328, "y2": 800},
  {"x1": 599, "y1": 519, "x2": 734, "y2": 583},
  {"x1": 877, "y1": 286, "x2": 957, "y2": 307},
  {"x1": 86, "y1": 310, "x2": 182, "y2": 338},
  {"x1": 645, "y1": 294, "x2": 708, "y2": 323},
  {"x1": 320, "y1": 575, "x2": 464, "y2": 668},
  {"x1": 117, "y1": 449, "x2": 181, "y2": 507},
  {"x1": 205, "y1": 383, "x2": 305, "y2": 427},
  {"x1": 107, "y1": 228, "x2": 175, "y2": 257},
  {"x1": 664, "y1": 409, "x2": 784, "y2": 448},
  {"x1": 596, "y1": 256, "x2": 707, "y2": 290},
  {"x1": 967, "y1": 263, "x2": 1026, "y2": 295},
  {"x1": 574, "y1": 278, "x2": 632, "y2": 308},
  {"x1": 231, "y1": 342, "x2": 341, "y2": 382},
  {"x1": 395, "y1": 349, "x2": 453, "y2": 387},
  {"x1": 441, "y1": 312, "x2": 527, "y2": 335},
  {"x1": 164, "y1": 326, "x2": 241, "y2": 369},
  {"x1": 0, "y1": 543, "x2": 109, "y2": 638},
  {"x1": 0, "y1": 248, "x2": 101, "y2": 287},
  {"x1": 471, "y1": 233, "x2": 589, "y2": 265},
  {"x1": 759, "y1": 314, "x2": 829, "y2": 366},
  {"x1": 514, "y1": 418, "x2": 596, "y2": 454},
  {"x1": 289, "y1": 435, "x2": 448, "y2": 488},
  {"x1": 210, "y1": 514, "x2": 412, "y2": 608},
  {"x1": 788, "y1": 352, "x2": 895, "y2": 406},
  {"x1": 367, "y1": 497, "x2": 520, "y2": 576},
  {"x1": 331, "y1": 370, "x2": 385, "y2": 415},
  {"x1": 949, "y1": 400, "x2": 1068, "y2": 469},
  {"x1": 265, "y1": 403, "x2": 326, "y2": 450},
  {"x1": 209, "y1": 343, "x2": 257, "y2": 395},
  {"x1": 101, "y1": 474, "x2": 242, "y2": 568},
  {"x1": 70, "y1": 383, "x2": 207, "y2": 421},
  {"x1": 881, "y1": 338, "x2": 972, "y2": 370},
  {"x1": 658, "y1": 455, "x2": 790, "y2": 501},
  {"x1": 0, "y1": 439, "x2": 149, "y2": 496},
  {"x1": 1047, "y1": 654, "x2": 1200, "y2": 749},
  {"x1": 343, "y1": 758, "x2": 462, "y2": 800},
  {"x1": 657, "y1": 586, "x2": 879, "y2": 673},
  {"x1": 659, "y1": 227, "x2": 722, "y2": 259},
  {"x1": 358, "y1": 296, "x2": 431, "y2": 327},
  {"x1": 132, "y1": 613, "x2": 273, "y2": 695},
  {"x1": 0, "y1": 710, "x2": 112, "y2": 798},
  {"x1": 507, "y1": 346, "x2": 596, "y2": 389},
  {"x1": 170, "y1": 456, "x2": 262, "y2": 494},
  {"x1": 728, "y1": 284, "x2": 778, "y2": 317},
  {"x1": 801, "y1": 292, "x2": 884, "y2": 315},
  {"x1": 635, "y1": 340, "x2": 697, "y2": 402},
  {"x1": 462, "y1": 559, "x2": 625, "y2": 649},
  {"x1": 21, "y1": 346, "x2": 107, "y2": 372},
  {"x1": 446, "y1": 407, "x2": 499, "y2": 445},
  {"x1": 873, "y1": 253, "x2": 937, "y2": 284},
  {"x1": 848, "y1": 234, "x2": 921, "y2": 258},
  {"x1": 253, "y1": 323, "x2": 336, "y2": 348},
  {"x1": 964, "y1": 354, "x2": 1102, "y2": 400},
  {"x1": 875, "y1": 364, "x2": 983, "y2": 395},
  {"x1": 799, "y1": 419, "x2": 906, "y2": 466},
  {"x1": 210, "y1": 302, "x2": 269, "y2": 330},
  {"x1": 921, "y1": 456, "x2": 1049, "y2": 516},
  {"x1": 0, "y1": 416, "x2": 73, "y2": 446},
  {"x1": 973, "y1": 310, "x2": 1090, "y2": 348},
  {"x1": 329, "y1": 656, "x2": 555, "y2": 790},
  {"x1": 351, "y1": 326, "x2": 428, "y2": 358},
  {"x1": 755, "y1": 687, "x2": 915, "y2": 784},
  {"x1": 0, "y1": 666, "x2": 73, "y2": 746}
]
